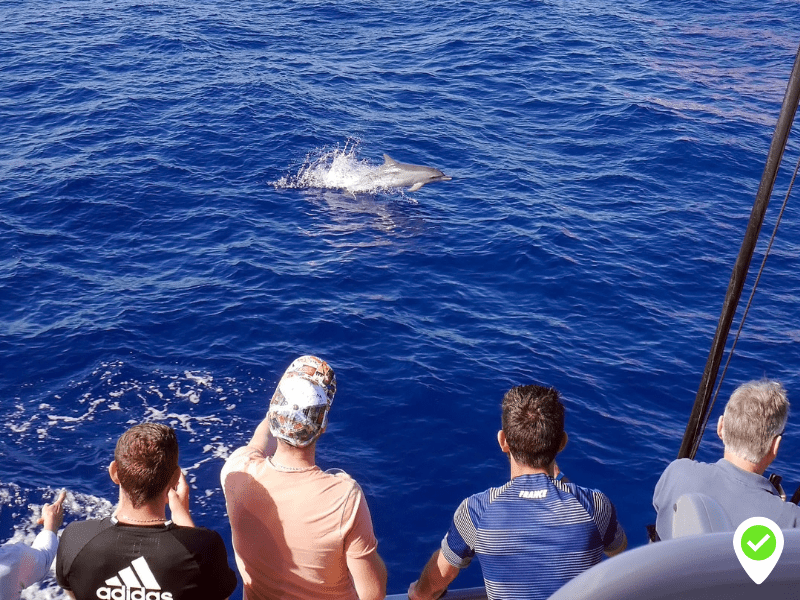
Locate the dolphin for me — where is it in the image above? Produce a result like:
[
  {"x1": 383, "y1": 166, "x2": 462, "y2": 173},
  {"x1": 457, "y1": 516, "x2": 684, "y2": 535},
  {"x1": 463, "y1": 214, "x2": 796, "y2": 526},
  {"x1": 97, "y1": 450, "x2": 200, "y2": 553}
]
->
[{"x1": 360, "y1": 154, "x2": 452, "y2": 192}]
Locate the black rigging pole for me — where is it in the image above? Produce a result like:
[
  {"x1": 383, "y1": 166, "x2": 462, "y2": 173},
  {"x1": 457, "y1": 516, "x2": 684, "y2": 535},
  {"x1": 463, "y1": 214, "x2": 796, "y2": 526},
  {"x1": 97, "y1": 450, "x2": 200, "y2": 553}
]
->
[{"x1": 678, "y1": 42, "x2": 800, "y2": 460}]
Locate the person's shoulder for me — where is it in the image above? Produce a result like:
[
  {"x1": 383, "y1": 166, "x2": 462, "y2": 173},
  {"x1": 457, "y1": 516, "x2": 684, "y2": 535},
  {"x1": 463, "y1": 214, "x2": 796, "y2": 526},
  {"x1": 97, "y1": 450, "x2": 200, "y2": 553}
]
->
[
  {"x1": 224, "y1": 445, "x2": 265, "y2": 465},
  {"x1": 663, "y1": 457, "x2": 706, "y2": 472},
  {"x1": 169, "y1": 524, "x2": 223, "y2": 539},
  {"x1": 62, "y1": 517, "x2": 112, "y2": 539},
  {"x1": 559, "y1": 479, "x2": 605, "y2": 500},
  {"x1": 57, "y1": 518, "x2": 114, "y2": 567},
  {"x1": 321, "y1": 467, "x2": 362, "y2": 487},
  {"x1": 461, "y1": 481, "x2": 514, "y2": 511},
  {"x1": 221, "y1": 445, "x2": 266, "y2": 477},
  {"x1": 556, "y1": 480, "x2": 617, "y2": 515},
  {"x1": 658, "y1": 458, "x2": 720, "y2": 482},
  {"x1": 318, "y1": 468, "x2": 368, "y2": 502},
  {"x1": 165, "y1": 526, "x2": 235, "y2": 584},
  {"x1": 653, "y1": 458, "x2": 730, "y2": 516},
  {"x1": 167, "y1": 524, "x2": 227, "y2": 549},
  {"x1": 447, "y1": 484, "x2": 503, "y2": 528},
  {"x1": 758, "y1": 488, "x2": 800, "y2": 517}
]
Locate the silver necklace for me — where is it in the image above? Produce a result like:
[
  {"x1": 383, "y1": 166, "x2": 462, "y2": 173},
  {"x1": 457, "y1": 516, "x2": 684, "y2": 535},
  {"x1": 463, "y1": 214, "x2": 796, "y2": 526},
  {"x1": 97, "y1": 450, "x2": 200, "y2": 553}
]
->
[
  {"x1": 115, "y1": 515, "x2": 168, "y2": 524},
  {"x1": 268, "y1": 456, "x2": 309, "y2": 472}
]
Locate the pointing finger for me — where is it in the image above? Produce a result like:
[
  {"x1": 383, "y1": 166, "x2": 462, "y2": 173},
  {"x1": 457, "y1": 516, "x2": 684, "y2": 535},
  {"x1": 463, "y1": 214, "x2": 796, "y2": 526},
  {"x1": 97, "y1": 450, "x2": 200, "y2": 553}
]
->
[{"x1": 52, "y1": 490, "x2": 67, "y2": 509}]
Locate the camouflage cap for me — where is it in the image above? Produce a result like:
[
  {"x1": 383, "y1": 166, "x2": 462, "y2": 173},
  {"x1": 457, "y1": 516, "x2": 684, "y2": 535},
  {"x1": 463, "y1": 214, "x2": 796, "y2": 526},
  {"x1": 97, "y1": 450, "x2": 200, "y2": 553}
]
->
[{"x1": 267, "y1": 356, "x2": 336, "y2": 448}]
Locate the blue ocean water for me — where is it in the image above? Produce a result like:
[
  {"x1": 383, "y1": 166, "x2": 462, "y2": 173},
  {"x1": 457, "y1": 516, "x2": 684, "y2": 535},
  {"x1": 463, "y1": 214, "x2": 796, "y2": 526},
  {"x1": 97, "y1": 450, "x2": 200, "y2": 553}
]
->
[{"x1": 2, "y1": 0, "x2": 800, "y2": 596}]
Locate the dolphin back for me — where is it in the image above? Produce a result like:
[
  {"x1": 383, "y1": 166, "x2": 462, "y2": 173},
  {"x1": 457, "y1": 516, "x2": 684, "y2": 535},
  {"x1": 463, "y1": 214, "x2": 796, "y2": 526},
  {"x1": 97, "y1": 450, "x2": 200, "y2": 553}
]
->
[{"x1": 367, "y1": 152, "x2": 451, "y2": 191}]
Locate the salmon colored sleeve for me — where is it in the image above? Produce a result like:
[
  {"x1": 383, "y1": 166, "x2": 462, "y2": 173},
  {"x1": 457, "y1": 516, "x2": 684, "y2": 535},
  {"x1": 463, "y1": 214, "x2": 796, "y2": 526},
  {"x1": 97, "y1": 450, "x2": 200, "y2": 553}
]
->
[
  {"x1": 221, "y1": 446, "x2": 262, "y2": 478},
  {"x1": 341, "y1": 481, "x2": 378, "y2": 559}
]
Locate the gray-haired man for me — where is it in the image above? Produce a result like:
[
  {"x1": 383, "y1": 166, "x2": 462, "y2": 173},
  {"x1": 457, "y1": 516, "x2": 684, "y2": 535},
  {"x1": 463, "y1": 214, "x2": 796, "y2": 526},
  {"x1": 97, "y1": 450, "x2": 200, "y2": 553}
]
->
[{"x1": 653, "y1": 379, "x2": 800, "y2": 540}]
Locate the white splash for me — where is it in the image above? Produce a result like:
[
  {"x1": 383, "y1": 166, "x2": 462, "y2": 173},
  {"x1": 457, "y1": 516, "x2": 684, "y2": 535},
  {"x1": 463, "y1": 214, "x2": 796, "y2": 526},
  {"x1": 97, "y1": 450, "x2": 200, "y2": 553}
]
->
[
  {"x1": 184, "y1": 371, "x2": 213, "y2": 387},
  {"x1": 2, "y1": 485, "x2": 113, "y2": 600},
  {"x1": 273, "y1": 139, "x2": 401, "y2": 194}
]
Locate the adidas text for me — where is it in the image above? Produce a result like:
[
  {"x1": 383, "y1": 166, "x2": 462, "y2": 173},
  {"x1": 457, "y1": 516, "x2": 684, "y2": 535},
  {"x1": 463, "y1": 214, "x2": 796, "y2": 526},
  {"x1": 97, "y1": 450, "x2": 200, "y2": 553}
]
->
[{"x1": 96, "y1": 588, "x2": 173, "y2": 600}]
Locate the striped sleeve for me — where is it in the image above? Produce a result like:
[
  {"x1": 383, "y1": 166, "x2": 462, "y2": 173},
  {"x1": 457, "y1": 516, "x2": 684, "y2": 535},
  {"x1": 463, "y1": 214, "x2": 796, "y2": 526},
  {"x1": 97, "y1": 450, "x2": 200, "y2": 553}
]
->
[
  {"x1": 441, "y1": 497, "x2": 476, "y2": 568},
  {"x1": 591, "y1": 490, "x2": 624, "y2": 552}
]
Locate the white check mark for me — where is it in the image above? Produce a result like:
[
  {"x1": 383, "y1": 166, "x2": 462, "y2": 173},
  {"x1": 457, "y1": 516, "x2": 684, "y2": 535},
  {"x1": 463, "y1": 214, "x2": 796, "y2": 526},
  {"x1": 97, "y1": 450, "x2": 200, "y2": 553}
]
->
[{"x1": 747, "y1": 533, "x2": 771, "y2": 552}]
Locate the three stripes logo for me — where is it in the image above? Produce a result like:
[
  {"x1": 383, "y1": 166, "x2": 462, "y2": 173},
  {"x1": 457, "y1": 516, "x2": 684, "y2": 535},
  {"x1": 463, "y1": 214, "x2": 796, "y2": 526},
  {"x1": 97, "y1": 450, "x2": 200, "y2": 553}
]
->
[{"x1": 96, "y1": 557, "x2": 174, "y2": 600}]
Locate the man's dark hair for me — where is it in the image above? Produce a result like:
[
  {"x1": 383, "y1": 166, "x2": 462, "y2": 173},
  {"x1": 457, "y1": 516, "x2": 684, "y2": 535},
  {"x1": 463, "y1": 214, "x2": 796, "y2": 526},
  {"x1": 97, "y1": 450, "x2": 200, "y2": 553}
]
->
[
  {"x1": 501, "y1": 385, "x2": 565, "y2": 468},
  {"x1": 114, "y1": 423, "x2": 179, "y2": 508}
]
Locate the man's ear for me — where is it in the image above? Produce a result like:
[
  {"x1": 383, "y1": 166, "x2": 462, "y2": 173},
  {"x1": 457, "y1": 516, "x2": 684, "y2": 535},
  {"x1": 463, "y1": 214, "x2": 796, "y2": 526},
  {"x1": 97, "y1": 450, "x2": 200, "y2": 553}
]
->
[
  {"x1": 717, "y1": 416, "x2": 724, "y2": 441},
  {"x1": 109, "y1": 461, "x2": 120, "y2": 485},
  {"x1": 169, "y1": 466, "x2": 181, "y2": 489},
  {"x1": 772, "y1": 434, "x2": 782, "y2": 458},
  {"x1": 558, "y1": 432, "x2": 569, "y2": 453},
  {"x1": 498, "y1": 430, "x2": 510, "y2": 453}
]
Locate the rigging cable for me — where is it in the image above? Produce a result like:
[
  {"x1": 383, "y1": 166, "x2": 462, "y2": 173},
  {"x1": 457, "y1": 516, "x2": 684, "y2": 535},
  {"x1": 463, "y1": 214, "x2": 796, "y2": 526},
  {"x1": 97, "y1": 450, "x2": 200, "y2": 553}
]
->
[
  {"x1": 691, "y1": 150, "x2": 800, "y2": 459},
  {"x1": 678, "y1": 42, "x2": 800, "y2": 460}
]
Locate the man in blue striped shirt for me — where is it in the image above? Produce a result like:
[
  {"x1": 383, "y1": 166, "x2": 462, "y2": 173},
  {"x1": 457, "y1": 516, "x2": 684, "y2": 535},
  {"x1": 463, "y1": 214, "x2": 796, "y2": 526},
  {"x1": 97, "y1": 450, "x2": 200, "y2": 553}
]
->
[{"x1": 408, "y1": 385, "x2": 627, "y2": 600}]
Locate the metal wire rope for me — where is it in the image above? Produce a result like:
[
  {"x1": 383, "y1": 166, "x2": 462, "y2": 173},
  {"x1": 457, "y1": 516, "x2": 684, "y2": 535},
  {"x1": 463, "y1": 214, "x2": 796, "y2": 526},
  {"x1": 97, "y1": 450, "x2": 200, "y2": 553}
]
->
[{"x1": 691, "y1": 148, "x2": 800, "y2": 459}]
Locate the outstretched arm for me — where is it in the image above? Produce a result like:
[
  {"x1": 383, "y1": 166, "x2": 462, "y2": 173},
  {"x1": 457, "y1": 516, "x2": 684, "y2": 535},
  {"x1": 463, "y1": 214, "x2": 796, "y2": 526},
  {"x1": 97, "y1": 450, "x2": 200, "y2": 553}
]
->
[
  {"x1": 14, "y1": 490, "x2": 69, "y2": 594},
  {"x1": 247, "y1": 416, "x2": 278, "y2": 456},
  {"x1": 168, "y1": 471, "x2": 195, "y2": 527},
  {"x1": 408, "y1": 550, "x2": 460, "y2": 600}
]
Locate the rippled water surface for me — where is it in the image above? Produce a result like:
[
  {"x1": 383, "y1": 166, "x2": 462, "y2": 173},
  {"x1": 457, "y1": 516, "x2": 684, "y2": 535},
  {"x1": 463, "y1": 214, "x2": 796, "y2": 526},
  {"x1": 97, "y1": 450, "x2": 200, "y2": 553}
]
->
[{"x1": 2, "y1": 0, "x2": 800, "y2": 596}]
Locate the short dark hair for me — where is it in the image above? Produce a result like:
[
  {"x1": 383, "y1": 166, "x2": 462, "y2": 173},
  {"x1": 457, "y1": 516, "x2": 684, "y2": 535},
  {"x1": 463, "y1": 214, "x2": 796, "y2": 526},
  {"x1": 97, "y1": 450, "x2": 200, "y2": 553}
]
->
[
  {"x1": 501, "y1": 385, "x2": 564, "y2": 468},
  {"x1": 114, "y1": 423, "x2": 179, "y2": 508}
]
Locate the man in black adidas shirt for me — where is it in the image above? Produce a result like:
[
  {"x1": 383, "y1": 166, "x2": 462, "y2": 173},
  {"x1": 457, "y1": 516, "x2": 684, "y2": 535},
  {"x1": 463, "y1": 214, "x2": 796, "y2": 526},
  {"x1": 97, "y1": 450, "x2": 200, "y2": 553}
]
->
[{"x1": 56, "y1": 423, "x2": 237, "y2": 600}]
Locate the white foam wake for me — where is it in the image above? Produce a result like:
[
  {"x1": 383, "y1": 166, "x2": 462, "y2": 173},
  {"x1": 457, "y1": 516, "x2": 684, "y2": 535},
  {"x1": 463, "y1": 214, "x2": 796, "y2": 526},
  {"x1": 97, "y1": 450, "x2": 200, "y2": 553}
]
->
[
  {"x1": 1, "y1": 483, "x2": 113, "y2": 599},
  {"x1": 273, "y1": 140, "x2": 398, "y2": 194}
]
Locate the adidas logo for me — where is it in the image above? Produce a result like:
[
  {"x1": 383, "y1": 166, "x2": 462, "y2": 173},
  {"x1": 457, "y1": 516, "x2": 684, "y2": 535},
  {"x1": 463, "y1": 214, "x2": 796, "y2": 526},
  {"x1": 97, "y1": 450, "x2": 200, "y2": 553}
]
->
[
  {"x1": 95, "y1": 557, "x2": 173, "y2": 600},
  {"x1": 519, "y1": 489, "x2": 547, "y2": 499}
]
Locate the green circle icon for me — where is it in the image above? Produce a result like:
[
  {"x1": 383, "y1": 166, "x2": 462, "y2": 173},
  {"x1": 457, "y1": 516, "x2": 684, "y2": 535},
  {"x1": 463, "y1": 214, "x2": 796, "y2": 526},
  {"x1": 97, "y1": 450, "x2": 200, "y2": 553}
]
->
[{"x1": 740, "y1": 524, "x2": 777, "y2": 561}]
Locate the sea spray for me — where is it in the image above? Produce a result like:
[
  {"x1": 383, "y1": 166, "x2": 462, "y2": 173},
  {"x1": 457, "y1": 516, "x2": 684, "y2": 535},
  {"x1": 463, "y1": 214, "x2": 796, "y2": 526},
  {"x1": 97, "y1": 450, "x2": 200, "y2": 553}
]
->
[
  {"x1": 273, "y1": 140, "x2": 409, "y2": 194},
  {"x1": 1, "y1": 484, "x2": 113, "y2": 600}
]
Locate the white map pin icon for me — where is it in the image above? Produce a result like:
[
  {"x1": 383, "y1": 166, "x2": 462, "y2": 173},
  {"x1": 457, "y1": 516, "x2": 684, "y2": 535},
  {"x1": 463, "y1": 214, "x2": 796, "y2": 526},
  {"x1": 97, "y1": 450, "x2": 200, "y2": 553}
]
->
[{"x1": 733, "y1": 516, "x2": 784, "y2": 584}]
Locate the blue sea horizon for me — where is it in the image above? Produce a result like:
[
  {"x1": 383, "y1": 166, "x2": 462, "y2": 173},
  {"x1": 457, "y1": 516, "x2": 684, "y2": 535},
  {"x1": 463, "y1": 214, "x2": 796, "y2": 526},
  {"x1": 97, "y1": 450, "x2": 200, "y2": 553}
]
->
[{"x1": 2, "y1": 1, "x2": 800, "y2": 597}]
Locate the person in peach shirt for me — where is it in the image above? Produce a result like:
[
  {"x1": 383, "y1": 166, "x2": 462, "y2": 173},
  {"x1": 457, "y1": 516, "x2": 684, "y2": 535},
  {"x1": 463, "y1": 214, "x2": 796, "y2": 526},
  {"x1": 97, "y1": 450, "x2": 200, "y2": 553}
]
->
[{"x1": 221, "y1": 355, "x2": 386, "y2": 600}]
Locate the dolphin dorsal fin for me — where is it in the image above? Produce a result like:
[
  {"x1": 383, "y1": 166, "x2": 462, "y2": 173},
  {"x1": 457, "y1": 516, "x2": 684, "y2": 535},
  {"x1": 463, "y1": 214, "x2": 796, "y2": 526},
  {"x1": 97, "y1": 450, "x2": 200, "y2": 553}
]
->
[{"x1": 382, "y1": 154, "x2": 398, "y2": 165}]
